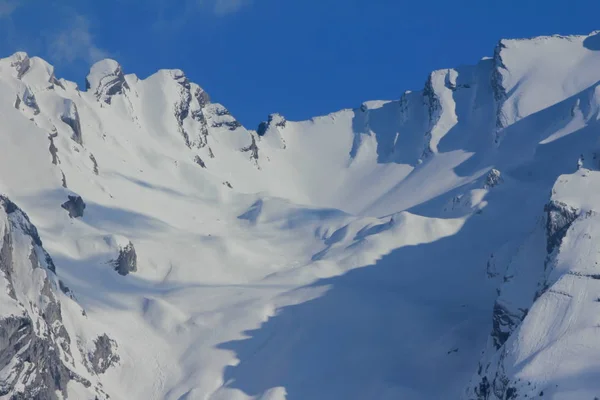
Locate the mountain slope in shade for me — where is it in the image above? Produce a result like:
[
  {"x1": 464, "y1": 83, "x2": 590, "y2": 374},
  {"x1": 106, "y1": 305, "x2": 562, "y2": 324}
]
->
[{"x1": 0, "y1": 31, "x2": 600, "y2": 399}]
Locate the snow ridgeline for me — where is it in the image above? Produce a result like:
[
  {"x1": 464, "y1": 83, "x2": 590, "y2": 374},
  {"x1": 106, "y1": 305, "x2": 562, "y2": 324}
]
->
[{"x1": 1, "y1": 31, "x2": 600, "y2": 399}]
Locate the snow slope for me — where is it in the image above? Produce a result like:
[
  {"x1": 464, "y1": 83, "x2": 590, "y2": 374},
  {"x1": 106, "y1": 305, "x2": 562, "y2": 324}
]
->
[{"x1": 1, "y1": 31, "x2": 600, "y2": 400}]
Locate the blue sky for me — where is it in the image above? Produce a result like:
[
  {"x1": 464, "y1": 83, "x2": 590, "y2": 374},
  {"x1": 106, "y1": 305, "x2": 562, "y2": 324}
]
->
[{"x1": 1, "y1": 0, "x2": 599, "y2": 128}]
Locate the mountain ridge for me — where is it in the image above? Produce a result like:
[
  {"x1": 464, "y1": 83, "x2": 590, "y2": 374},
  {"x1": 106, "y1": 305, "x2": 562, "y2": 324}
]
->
[{"x1": 1, "y1": 30, "x2": 600, "y2": 399}]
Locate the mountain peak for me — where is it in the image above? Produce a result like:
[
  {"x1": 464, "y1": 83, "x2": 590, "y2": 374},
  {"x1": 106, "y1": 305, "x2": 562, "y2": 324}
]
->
[{"x1": 86, "y1": 59, "x2": 128, "y2": 103}]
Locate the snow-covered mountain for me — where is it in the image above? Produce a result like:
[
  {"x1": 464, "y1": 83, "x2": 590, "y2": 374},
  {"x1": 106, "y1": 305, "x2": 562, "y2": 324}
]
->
[{"x1": 1, "y1": 31, "x2": 600, "y2": 399}]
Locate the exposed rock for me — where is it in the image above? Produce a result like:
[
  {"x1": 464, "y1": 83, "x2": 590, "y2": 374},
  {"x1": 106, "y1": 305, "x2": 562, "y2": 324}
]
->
[
  {"x1": 0, "y1": 316, "x2": 91, "y2": 399},
  {"x1": 61, "y1": 195, "x2": 86, "y2": 219},
  {"x1": 1, "y1": 196, "x2": 44, "y2": 248},
  {"x1": 257, "y1": 113, "x2": 287, "y2": 136},
  {"x1": 257, "y1": 121, "x2": 268, "y2": 136},
  {"x1": 209, "y1": 105, "x2": 243, "y2": 131},
  {"x1": 421, "y1": 72, "x2": 442, "y2": 158},
  {"x1": 86, "y1": 59, "x2": 129, "y2": 104},
  {"x1": 492, "y1": 41, "x2": 509, "y2": 143},
  {"x1": 484, "y1": 169, "x2": 503, "y2": 189},
  {"x1": 223, "y1": 181, "x2": 233, "y2": 189},
  {"x1": 9, "y1": 52, "x2": 30, "y2": 80},
  {"x1": 194, "y1": 155, "x2": 206, "y2": 168},
  {"x1": 490, "y1": 302, "x2": 527, "y2": 349},
  {"x1": 172, "y1": 73, "x2": 213, "y2": 149},
  {"x1": 87, "y1": 334, "x2": 120, "y2": 374},
  {"x1": 190, "y1": 108, "x2": 209, "y2": 148},
  {"x1": 174, "y1": 81, "x2": 192, "y2": 148},
  {"x1": 193, "y1": 84, "x2": 210, "y2": 107},
  {"x1": 22, "y1": 88, "x2": 40, "y2": 115},
  {"x1": 90, "y1": 153, "x2": 99, "y2": 175},
  {"x1": 60, "y1": 100, "x2": 83, "y2": 145},
  {"x1": 544, "y1": 200, "x2": 579, "y2": 254},
  {"x1": 241, "y1": 134, "x2": 260, "y2": 166},
  {"x1": 212, "y1": 119, "x2": 242, "y2": 130},
  {"x1": 61, "y1": 171, "x2": 68, "y2": 188},
  {"x1": 48, "y1": 132, "x2": 59, "y2": 165},
  {"x1": 113, "y1": 241, "x2": 137, "y2": 276},
  {"x1": 0, "y1": 231, "x2": 16, "y2": 300},
  {"x1": 0, "y1": 196, "x2": 93, "y2": 399}
]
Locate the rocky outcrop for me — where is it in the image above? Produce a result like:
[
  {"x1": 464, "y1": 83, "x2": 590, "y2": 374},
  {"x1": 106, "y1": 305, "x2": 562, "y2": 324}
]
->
[
  {"x1": 113, "y1": 241, "x2": 137, "y2": 276},
  {"x1": 61, "y1": 195, "x2": 86, "y2": 219},
  {"x1": 492, "y1": 41, "x2": 509, "y2": 144},
  {"x1": 87, "y1": 334, "x2": 120, "y2": 375},
  {"x1": 490, "y1": 302, "x2": 527, "y2": 350},
  {"x1": 0, "y1": 316, "x2": 91, "y2": 399},
  {"x1": 86, "y1": 59, "x2": 129, "y2": 104},
  {"x1": 0, "y1": 196, "x2": 101, "y2": 399},
  {"x1": 421, "y1": 73, "x2": 442, "y2": 158},
  {"x1": 209, "y1": 105, "x2": 243, "y2": 131},
  {"x1": 194, "y1": 155, "x2": 206, "y2": 168},
  {"x1": 48, "y1": 132, "x2": 59, "y2": 165},
  {"x1": 241, "y1": 134, "x2": 260, "y2": 166},
  {"x1": 9, "y1": 52, "x2": 30, "y2": 80},
  {"x1": 171, "y1": 71, "x2": 214, "y2": 150},
  {"x1": 173, "y1": 72, "x2": 193, "y2": 148},
  {"x1": 89, "y1": 153, "x2": 99, "y2": 175},
  {"x1": 483, "y1": 169, "x2": 503, "y2": 189},
  {"x1": 60, "y1": 100, "x2": 83, "y2": 145},
  {"x1": 257, "y1": 113, "x2": 287, "y2": 136},
  {"x1": 544, "y1": 200, "x2": 579, "y2": 254},
  {"x1": 20, "y1": 88, "x2": 40, "y2": 115}
]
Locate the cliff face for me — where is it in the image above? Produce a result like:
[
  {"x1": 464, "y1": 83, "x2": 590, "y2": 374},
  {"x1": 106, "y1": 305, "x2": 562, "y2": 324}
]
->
[{"x1": 0, "y1": 196, "x2": 116, "y2": 399}]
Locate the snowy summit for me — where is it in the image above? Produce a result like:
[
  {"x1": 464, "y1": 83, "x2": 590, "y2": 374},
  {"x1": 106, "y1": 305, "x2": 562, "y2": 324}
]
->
[{"x1": 1, "y1": 31, "x2": 600, "y2": 399}]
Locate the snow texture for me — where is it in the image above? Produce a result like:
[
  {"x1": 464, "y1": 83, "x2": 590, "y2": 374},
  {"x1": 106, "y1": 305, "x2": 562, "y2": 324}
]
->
[{"x1": 1, "y1": 31, "x2": 600, "y2": 400}]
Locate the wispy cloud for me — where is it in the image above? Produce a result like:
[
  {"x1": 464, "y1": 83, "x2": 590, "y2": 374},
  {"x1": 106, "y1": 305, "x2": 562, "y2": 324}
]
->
[
  {"x1": 0, "y1": 1, "x2": 18, "y2": 18},
  {"x1": 151, "y1": 0, "x2": 254, "y2": 33},
  {"x1": 49, "y1": 15, "x2": 109, "y2": 64},
  {"x1": 212, "y1": 0, "x2": 252, "y2": 15}
]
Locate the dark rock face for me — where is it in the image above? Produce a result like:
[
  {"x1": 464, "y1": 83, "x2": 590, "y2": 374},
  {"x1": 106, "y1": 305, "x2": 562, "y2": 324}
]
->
[
  {"x1": 22, "y1": 89, "x2": 40, "y2": 115},
  {"x1": 492, "y1": 41, "x2": 509, "y2": 143},
  {"x1": 544, "y1": 200, "x2": 579, "y2": 254},
  {"x1": 61, "y1": 195, "x2": 86, "y2": 219},
  {"x1": 173, "y1": 73, "x2": 213, "y2": 149},
  {"x1": 241, "y1": 134, "x2": 259, "y2": 166},
  {"x1": 256, "y1": 121, "x2": 268, "y2": 136},
  {"x1": 14, "y1": 88, "x2": 41, "y2": 116},
  {"x1": 0, "y1": 231, "x2": 16, "y2": 300},
  {"x1": 210, "y1": 105, "x2": 243, "y2": 131},
  {"x1": 0, "y1": 196, "x2": 94, "y2": 399},
  {"x1": 60, "y1": 101, "x2": 83, "y2": 145},
  {"x1": 421, "y1": 72, "x2": 442, "y2": 158},
  {"x1": 194, "y1": 155, "x2": 206, "y2": 168},
  {"x1": 0, "y1": 316, "x2": 90, "y2": 400},
  {"x1": 88, "y1": 335, "x2": 120, "y2": 374},
  {"x1": 471, "y1": 353, "x2": 522, "y2": 400},
  {"x1": 48, "y1": 133, "x2": 59, "y2": 165},
  {"x1": 113, "y1": 242, "x2": 137, "y2": 276},
  {"x1": 174, "y1": 80, "x2": 193, "y2": 148},
  {"x1": 490, "y1": 302, "x2": 527, "y2": 350},
  {"x1": 257, "y1": 114, "x2": 287, "y2": 136},
  {"x1": 484, "y1": 169, "x2": 503, "y2": 189},
  {"x1": 9, "y1": 53, "x2": 30, "y2": 80},
  {"x1": 211, "y1": 119, "x2": 242, "y2": 131},
  {"x1": 86, "y1": 62, "x2": 129, "y2": 104},
  {"x1": 90, "y1": 153, "x2": 99, "y2": 175}
]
